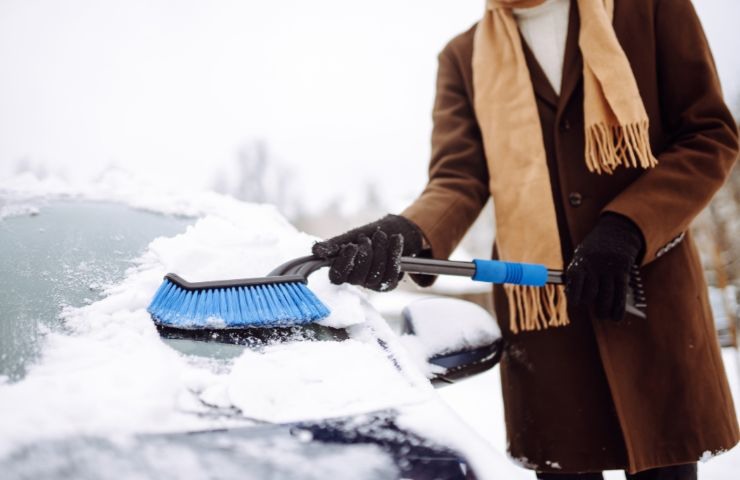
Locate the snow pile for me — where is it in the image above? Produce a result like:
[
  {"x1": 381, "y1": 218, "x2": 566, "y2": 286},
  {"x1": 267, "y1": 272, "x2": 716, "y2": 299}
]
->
[
  {"x1": 700, "y1": 449, "x2": 729, "y2": 463},
  {"x1": 0, "y1": 313, "x2": 208, "y2": 452},
  {"x1": 402, "y1": 297, "x2": 500, "y2": 358},
  {"x1": 397, "y1": 297, "x2": 500, "y2": 377},
  {"x1": 199, "y1": 339, "x2": 427, "y2": 423}
]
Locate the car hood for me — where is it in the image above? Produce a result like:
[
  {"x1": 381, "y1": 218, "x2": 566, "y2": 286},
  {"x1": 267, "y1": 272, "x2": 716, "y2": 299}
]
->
[{"x1": 2, "y1": 411, "x2": 481, "y2": 480}]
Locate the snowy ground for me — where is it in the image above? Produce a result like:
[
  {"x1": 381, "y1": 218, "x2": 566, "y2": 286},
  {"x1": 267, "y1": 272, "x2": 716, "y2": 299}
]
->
[{"x1": 436, "y1": 348, "x2": 740, "y2": 479}]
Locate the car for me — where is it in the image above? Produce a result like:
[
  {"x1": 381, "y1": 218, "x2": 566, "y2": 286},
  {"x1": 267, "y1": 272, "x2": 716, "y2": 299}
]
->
[{"x1": 0, "y1": 192, "x2": 520, "y2": 480}]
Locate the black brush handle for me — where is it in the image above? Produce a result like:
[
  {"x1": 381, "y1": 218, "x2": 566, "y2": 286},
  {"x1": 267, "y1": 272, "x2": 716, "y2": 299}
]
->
[
  {"x1": 164, "y1": 272, "x2": 308, "y2": 291},
  {"x1": 272, "y1": 255, "x2": 563, "y2": 284},
  {"x1": 399, "y1": 257, "x2": 564, "y2": 285}
]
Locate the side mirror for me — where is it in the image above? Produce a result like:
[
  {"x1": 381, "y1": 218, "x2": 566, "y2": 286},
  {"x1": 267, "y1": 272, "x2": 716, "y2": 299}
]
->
[{"x1": 401, "y1": 297, "x2": 503, "y2": 386}]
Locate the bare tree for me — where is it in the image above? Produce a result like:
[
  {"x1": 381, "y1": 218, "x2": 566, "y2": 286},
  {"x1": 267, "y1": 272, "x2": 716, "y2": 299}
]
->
[
  {"x1": 694, "y1": 128, "x2": 740, "y2": 347},
  {"x1": 234, "y1": 140, "x2": 269, "y2": 204},
  {"x1": 213, "y1": 139, "x2": 298, "y2": 218}
]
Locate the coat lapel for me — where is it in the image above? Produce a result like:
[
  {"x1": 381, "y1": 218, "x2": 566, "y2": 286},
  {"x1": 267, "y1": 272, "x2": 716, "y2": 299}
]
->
[
  {"x1": 521, "y1": 35, "x2": 558, "y2": 109},
  {"x1": 520, "y1": 0, "x2": 581, "y2": 112},
  {"x1": 558, "y1": 0, "x2": 582, "y2": 116}
]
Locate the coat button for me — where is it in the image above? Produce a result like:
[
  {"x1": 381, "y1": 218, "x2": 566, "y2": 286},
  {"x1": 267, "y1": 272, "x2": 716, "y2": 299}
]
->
[
  {"x1": 568, "y1": 192, "x2": 583, "y2": 207},
  {"x1": 561, "y1": 119, "x2": 572, "y2": 131}
]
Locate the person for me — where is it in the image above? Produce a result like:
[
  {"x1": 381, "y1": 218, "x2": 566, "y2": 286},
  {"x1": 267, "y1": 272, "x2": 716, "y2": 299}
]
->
[{"x1": 312, "y1": 0, "x2": 739, "y2": 478}]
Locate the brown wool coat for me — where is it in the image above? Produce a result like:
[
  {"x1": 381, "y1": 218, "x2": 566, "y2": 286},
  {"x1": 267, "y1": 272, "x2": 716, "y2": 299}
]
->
[{"x1": 402, "y1": 0, "x2": 739, "y2": 473}]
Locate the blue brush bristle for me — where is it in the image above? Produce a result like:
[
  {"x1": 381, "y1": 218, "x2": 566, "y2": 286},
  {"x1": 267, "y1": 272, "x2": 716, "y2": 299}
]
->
[{"x1": 147, "y1": 279, "x2": 331, "y2": 328}]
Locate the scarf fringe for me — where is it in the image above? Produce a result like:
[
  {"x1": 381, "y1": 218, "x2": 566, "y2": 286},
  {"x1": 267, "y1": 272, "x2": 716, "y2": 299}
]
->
[
  {"x1": 585, "y1": 120, "x2": 658, "y2": 175},
  {"x1": 506, "y1": 284, "x2": 569, "y2": 334}
]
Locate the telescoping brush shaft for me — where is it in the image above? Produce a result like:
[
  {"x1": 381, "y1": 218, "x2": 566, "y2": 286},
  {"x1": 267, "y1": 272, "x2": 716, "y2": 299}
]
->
[
  {"x1": 400, "y1": 257, "x2": 645, "y2": 319},
  {"x1": 399, "y1": 257, "x2": 563, "y2": 286}
]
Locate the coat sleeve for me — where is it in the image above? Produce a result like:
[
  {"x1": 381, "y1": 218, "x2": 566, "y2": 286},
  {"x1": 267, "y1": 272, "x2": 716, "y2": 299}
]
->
[
  {"x1": 602, "y1": 0, "x2": 739, "y2": 266},
  {"x1": 401, "y1": 43, "x2": 490, "y2": 265}
]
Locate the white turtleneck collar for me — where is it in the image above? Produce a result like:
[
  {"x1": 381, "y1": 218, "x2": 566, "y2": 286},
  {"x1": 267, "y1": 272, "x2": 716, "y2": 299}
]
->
[{"x1": 512, "y1": 0, "x2": 571, "y2": 94}]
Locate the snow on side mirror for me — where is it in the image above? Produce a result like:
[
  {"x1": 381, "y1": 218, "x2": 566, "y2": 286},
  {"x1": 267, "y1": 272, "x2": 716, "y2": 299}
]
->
[{"x1": 400, "y1": 297, "x2": 503, "y2": 386}]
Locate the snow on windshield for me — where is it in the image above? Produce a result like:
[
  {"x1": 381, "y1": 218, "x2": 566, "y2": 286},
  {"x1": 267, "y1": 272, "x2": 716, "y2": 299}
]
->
[
  {"x1": 0, "y1": 173, "x2": 432, "y2": 458},
  {"x1": 1, "y1": 169, "x2": 370, "y2": 329}
]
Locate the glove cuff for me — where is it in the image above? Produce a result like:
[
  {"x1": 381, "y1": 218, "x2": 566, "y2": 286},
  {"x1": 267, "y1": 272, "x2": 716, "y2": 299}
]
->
[
  {"x1": 598, "y1": 212, "x2": 645, "y2": 263},
  {"x1": 383, "y1": 214, "x2": 424, "y2": 257},
  {"x1": 312, "y1": 213, "x2": 425, "y2": 259}
]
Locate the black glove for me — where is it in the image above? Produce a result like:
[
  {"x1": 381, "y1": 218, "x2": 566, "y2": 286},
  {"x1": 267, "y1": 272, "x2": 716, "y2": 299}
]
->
[
  {"x1": 565, "y1": 213, "x2": 644, "y2": 321},
  {"x1": 312, "y1": 214, "x2": 424, "y2": 292}
]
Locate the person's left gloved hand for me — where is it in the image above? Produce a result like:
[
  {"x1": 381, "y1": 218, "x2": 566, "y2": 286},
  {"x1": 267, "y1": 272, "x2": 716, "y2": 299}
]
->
[
  {"x1": 312, "y1": 214, "x2": 424, "y2": 292},
  {"x1": 565, "y1": 213, "x2": 644, "y2": 321}
]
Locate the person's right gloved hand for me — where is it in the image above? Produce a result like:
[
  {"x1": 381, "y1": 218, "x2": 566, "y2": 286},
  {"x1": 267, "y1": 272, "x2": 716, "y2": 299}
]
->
[
  {"x1": 312, "y1": 214, "x2": 424, "y2": 292},
  {"x1": 565, "y1": 213, "x2": 644, "y2": 321}
]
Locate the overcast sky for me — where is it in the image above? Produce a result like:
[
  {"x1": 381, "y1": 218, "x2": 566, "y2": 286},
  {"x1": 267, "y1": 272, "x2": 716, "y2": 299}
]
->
[{"x1": 1, "y1": 0, "x2": 738, "y2": 212}]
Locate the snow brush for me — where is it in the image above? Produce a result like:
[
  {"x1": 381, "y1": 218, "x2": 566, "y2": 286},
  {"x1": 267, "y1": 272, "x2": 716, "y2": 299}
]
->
[{"x1": 147, "y1": 256, "x2": 646, "y2": 329}]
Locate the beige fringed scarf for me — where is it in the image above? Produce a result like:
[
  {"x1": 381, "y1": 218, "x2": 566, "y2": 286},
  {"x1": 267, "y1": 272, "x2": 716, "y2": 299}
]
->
[{"x1": 472, "y1": 0, "x2": 657, "y2": 333}]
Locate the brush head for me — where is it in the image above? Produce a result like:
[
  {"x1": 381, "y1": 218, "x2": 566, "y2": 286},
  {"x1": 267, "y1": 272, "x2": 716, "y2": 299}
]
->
[{"x1": 147, "y1": 274, "x2": 331, "y2": 329}]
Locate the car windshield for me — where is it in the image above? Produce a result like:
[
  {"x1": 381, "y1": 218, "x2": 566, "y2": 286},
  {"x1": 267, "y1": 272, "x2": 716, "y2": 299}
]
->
[{"x1": 0, "y1": 200, "x2": 193, "y2": 380}]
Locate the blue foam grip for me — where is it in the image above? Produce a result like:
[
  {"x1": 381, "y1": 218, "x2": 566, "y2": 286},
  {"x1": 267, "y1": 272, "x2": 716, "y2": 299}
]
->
[{"x1": 471, "y1": 259, "x2": 548, "y2": 287}]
